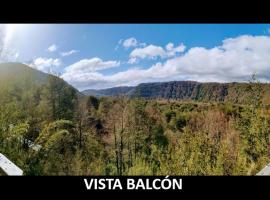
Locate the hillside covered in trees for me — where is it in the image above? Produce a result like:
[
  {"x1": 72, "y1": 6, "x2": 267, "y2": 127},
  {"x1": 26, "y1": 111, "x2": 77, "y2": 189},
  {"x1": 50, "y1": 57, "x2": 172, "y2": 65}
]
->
[
  {"x1": 83, "y1": 81, "x2": 270, "y2": 105},
  {"x1": 0, "y1": 62, "x2": 270, "y2": 175}
]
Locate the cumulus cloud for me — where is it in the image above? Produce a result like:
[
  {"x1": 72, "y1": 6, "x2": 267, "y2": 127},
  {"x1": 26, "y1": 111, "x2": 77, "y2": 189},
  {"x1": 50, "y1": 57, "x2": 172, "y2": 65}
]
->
[
  {"x1": 117, "y1": 37, "x2": 146, "y2": 50},
  {"x1": 128, "y1": 43, "x2": 186, "y2": 64},
  {"x1": 61, "y1": 35, "x2": 270, "y2": 90},
  {"x1": 47, "y1": 44, "x2": 57, "y2": 52},
  {"x1": 61, "y1": 58, "x2": 120, "y2": 85},
  {"x1": 64, "y1": 57, "x2": 120, "y2": 73},
  {"x1": 60, "y1": 50, "x2": 79, "y2": 57},
  {"x1": 130, "y1": 44, "x2": 166, "y2": 59},
  {"x1": 30, "y1": 57, "x2": 61, "y2": 73}
]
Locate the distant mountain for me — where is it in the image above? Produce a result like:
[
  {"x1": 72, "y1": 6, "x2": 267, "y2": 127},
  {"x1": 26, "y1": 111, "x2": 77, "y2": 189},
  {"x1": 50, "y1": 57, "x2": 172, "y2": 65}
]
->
[
  {"x1": 82, "y1": 86, "x2": 135, "y2": 97},
  {"x1": 82, "y1": 80, "x2": 270, "y2": 104}
]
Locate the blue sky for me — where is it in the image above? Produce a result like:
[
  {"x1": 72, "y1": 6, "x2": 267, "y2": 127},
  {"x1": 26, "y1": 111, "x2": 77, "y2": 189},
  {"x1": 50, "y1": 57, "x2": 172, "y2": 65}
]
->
[{"x1": 1, "y1": 24, "x2": 270, "y2": 90}]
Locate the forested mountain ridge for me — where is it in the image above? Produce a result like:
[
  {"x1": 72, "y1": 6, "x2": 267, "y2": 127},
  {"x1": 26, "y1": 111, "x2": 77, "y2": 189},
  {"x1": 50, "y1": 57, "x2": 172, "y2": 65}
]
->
[
  {"x1": 0, "y1": 62, "x2": 81, "y2": 94},
  {"x1": 0, "y1": 62, "x2": 48, "y2": 86},
  {"x1": 83, "y1": 80, "x2": 270, "y2": 104}
]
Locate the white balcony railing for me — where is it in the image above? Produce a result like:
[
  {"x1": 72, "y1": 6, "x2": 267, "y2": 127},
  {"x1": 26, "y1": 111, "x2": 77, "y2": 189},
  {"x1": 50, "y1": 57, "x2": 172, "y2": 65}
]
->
[
  {"x1": 257, "y1": 163, "x2": 270, "y2": 175},
  {"x1": 0, "y1": 153, "x2": 23, "y2": 176}
]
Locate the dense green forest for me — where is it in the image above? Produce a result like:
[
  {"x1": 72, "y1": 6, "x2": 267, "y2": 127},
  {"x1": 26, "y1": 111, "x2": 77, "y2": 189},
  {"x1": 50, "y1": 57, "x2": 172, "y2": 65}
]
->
[{"x1": 0, "y1": 63, "x2": 270, "y2": 175}]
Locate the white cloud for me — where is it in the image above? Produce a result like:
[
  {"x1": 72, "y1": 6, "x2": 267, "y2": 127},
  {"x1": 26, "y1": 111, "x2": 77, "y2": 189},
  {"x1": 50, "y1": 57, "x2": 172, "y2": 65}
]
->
[
  {"x1": 61, "y1": 58, "x2": 120, "y2": 85},
  {"x1": 61, "y1": 35, "x2": 270, "y2": 90},
  {"x1": 65, "y1": 57, "x2": 120, "y2": 73},
  {"x1": 128, "y1": 43, "x2": 186, "y2": 64},
  {"x1": 47, "y1": 44, "x2": 57, "y2": 52},
  {"x1": 60, "y1": 50, "x2": 79, "y2": 57},
  {"x1": 123, "y1": 37, "x2": 138, "y2": 48},
  {"x1": 30, "y1": 57, "x2": 61, "y2": 73},
  {"x1": 166, "y1": 43, "x2": 186, "y2": 57},
  {"x1": 129, "y1": 44, "x2": 166, "y2": 60},
  {"x1": 117, "y1": 37, "x2": 146, "y2": 50}
]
